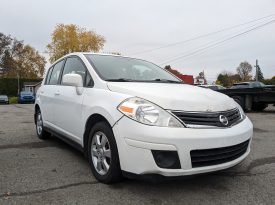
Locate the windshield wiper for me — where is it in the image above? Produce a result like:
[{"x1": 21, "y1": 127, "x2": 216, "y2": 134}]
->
[
  {"x1": 151, "y1": 79, "x2": 183, "y2": 84},
  {"x1": 105, "y1": 78, "x2": 134, "y2": 82}
]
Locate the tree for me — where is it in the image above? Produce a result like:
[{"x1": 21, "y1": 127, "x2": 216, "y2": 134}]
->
[
  {"x1": 164, "y1": 65, "x2": 182, "y2": 76},
  {"x1": 254, "y1": 66, "x2": 264, "y2": 82},
  {"x1": 0, "y1": 33, "x2": 46, "y2": 79},
  {"x1": 47, "y1": 24, "x2": 106, "y2": 63},
  {"x1": 236, "y1": 61, "x2": 252, "y2": 81},
  {"x1": 217, "y1": 72, "x2": 241, "y2": 87},
  {"x1": 0, "y1": 33, "x2": 12, "y2": 58},
  {"x1": 263, "y1": 76, "x2": 275, "y2": 85}
]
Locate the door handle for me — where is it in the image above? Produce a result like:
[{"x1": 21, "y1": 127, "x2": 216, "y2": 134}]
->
[{"x1": 54, "y1": 91, "x2": 60, "y2": 96}]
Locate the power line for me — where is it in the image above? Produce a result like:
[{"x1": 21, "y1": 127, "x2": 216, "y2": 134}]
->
[
  {"x1": 128, "y1": 13, "x2": 275, "y2": 56},
  {"x1": 158, "y1": 19, "x2": 275, "y2": 65},
  {"x1": 157, "y1": 20, "x2": 268, "y2": 64}
]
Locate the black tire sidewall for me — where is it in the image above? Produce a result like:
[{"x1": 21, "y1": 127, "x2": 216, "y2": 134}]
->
[
  {"x1": 35, "y1": 109, "x2": 50, "y2": 139},
  {"x1": 87, "y1": 121, "x2": 122, "y2": 184},
  {"x1": 232, "y1": 96, "x2": 244, "y2": 109}
]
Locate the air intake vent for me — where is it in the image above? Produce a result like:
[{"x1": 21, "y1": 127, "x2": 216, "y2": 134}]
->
[{"x1": 190, "y1": 140, "x2": 249, "y2": 168}]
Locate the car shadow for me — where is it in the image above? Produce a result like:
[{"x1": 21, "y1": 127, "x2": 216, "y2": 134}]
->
[{"x1": 46, "y1": 135, "x2": 86, "y2": 159}]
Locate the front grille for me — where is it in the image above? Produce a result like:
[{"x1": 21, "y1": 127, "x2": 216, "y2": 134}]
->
[
  {"x1": 190, "y1": 140, "x2": 249, "y2": 168},
  {"x1": 23, "y1": 96, "x2": 33, "y2": 99},
  {"x1": 172, "y1": 108, "x2": 241, "y2": 127}
]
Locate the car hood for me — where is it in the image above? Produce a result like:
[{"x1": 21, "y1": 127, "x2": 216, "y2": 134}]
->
[
  {"x1": 0, "y1": 96, "x2": 8, "y2": 99},
  {"x1": 107, "y1": 82, "x2": 237, "y2": 112}
]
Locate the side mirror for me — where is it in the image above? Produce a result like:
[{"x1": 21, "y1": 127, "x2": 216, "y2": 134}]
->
[{"x1": 62, "y1": 74, "x2": 83, "y2": 95}]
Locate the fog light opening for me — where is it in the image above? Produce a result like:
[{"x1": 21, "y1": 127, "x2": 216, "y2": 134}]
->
[{"x1": 151, "y1": 150, "x2": 181, "y2": 169}]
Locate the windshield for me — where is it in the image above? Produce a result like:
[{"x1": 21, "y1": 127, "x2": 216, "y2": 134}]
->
[
  {"x1": 21, "y1": 91, "x2": 33, "y2": 96},
  {"x1": 85, "y1": 54, "x2": 181, "y2": 83},
  {"x1": 231, "y1": 84, "x2": 249, "y2": 89}
]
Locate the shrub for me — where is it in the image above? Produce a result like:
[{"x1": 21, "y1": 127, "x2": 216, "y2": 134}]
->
[{"x1": 9, "y1": 96, "x2": 18, "y2": 104}]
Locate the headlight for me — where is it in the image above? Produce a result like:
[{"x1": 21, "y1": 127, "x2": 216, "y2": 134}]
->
[
  {"x1": 117, "y1": 97, "x2": 184, "y2": 128},
  {"x1": 236, "y1": 103, "x2": 246, "y2": 120}
]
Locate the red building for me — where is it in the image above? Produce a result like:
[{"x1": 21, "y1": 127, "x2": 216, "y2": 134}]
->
[
  {"x1": 177, "y1": 74, "x2": 194, "y2": 84},
  {"x1": 164, "y1": 66, "x2": 194, "y2": 85}
]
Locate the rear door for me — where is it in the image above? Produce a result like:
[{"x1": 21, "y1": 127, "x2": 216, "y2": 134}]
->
[
  {"x1": 39, "y1": 60, "x2": 65, "y2": 126},
  {"x1": 53, "y1": 56, "x2": 92, "y2": 142}
]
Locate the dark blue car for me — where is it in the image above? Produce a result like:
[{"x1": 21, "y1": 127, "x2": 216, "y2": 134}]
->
[{"x1": 18, "y1": 91, "x2": 35, "y2": 104}]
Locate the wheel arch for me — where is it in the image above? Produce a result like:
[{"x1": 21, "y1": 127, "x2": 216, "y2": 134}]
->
[{"x1": 83, "y1": 113, "x2": 113, "y2": 157}]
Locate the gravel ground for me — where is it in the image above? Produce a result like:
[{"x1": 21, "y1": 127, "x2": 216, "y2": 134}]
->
[{"x1": 0, "y1": 104, "x2": 274, "y2": 205}]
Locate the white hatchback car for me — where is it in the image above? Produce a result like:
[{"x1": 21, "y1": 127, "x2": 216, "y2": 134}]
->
[{"x1": 35, "y1": 53, "x2": 253, "y2": 183}]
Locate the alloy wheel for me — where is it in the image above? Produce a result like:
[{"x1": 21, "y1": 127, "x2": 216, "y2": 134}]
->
[
  {"x1": 91, "y1": 131, "x2": 112, "y2": 175},
  {"x1": 36, "y1": 112, "x2": 43, "y2": 135}
]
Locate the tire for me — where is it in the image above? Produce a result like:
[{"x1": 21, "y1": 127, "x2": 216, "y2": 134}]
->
[
  {"x1": 35, "y1": 109, "x2": 51, "y2": 139},
  {"x1": 252, "y1": 103, "x2": 268, "y2": 112},
  {"x1": 232, "y1": 96, "x2": 245, "y2": 109},
  {"x1": 87, "y1": 121, "x2": 122, "y2": 184}
]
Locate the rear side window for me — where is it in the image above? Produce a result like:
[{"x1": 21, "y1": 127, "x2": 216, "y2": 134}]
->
[
  {"x1": 61, "y1": 57, "x2": 87, "y2": 86},
  {"x1": 48, "y1": 60, "x2": 64, "y2": 85}
]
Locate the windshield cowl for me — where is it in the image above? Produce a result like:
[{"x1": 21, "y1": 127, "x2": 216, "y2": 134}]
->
[{"x1": 105, "y1": 78, "x2": 183, "y2": 84}]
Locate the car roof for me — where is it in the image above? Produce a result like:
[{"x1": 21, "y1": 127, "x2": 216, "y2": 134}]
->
[
  {"x1": 49, "y1": 52, "x2": 139, "y2": 68},
  {"x1": 66, "y1": 52, "x2": 128, "y2": 58}
]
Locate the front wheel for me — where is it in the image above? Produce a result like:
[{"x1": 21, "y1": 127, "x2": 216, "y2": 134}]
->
[
  {"x1": 35, "y1": 109, "x2": 51, "y2": 139},
  {"x1": 87, "y1": 121, "x2": 122, "y2": 184}
]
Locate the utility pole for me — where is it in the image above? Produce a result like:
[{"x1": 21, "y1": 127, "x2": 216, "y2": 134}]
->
[{"x1": 255, "y1": 59, "x2": 259, "y2": 81}]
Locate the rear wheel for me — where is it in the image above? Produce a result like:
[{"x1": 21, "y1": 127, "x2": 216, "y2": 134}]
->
[
  {"x1": 252, "y1": 103, "x2": 268, "y2": 112},
  {"x1": 232, "y1": 96, "x2": 244, "y2": 109},
  {"x1": 35, "y1": 109, "x2": 51, "y2": 139},
  {"x1": 87, "y1": 121, "x2": 122, "y2": 184}
]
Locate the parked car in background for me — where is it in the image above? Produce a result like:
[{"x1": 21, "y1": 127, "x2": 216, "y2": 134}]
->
[
  {"x1": 230, "y1": 81, "x2": 266, "y2": 89},
  {"x1": 18, "y1": 91, "x2": 35, "y2": 104},
  {"x1": 0, "y1": 95, "x2": 9, "y2": 104},
  {"x1": 218, "y1": 81, "x2": 275, "y2": 111},
  {"x1": 35, "y1": 53, "x2": 253, "y2": 184},
  {"x1": 199, "y1": 84, "x2": 226, "y2": 91}
]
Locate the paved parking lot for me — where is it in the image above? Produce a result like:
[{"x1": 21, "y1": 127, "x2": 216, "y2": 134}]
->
[{"x1": 0, "y1": 104, "x2": 275, "y2": 204}]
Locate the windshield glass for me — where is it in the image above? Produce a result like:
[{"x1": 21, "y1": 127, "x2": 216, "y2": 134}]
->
[
  {"x1": 231, "y1": 84, "x2": 249, "y2": 89},
  {"x1": 21, "y1": 91, "x2": 33, "y2": 96},
  {"x1": 85, "y1": 54, "x2": 181, "y2": 82}
]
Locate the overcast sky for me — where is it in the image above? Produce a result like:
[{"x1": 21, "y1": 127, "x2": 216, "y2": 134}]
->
[{"x1": 1, "y1": 0, "x2": 275, "y2": 81}]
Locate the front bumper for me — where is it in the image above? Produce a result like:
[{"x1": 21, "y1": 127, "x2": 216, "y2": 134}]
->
[
  {"x1": 0, "y1": 100, "x2": 9, "y2": 103},
  {"x1": 19, "y1": 98, "x2": 35, "y2": 103},
  {"x1": 112, "y1": 116, "x2": 253, "y2": 176}
]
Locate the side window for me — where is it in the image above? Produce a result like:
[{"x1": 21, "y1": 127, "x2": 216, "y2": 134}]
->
[
  {"x1": 48, "y1": 60, "x2": 64, "y2": 85},
  {"x1": 61, "y1": 57, "x2": 87, "y2": 86},
  {"x1": 45, "y1": 67, "x2": 53, "y2": 85}
]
